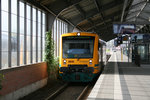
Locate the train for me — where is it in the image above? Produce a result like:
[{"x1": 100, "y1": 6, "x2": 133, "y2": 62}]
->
[{"x1": 59, "y1": 32, "x2": 106, "y2": 82}]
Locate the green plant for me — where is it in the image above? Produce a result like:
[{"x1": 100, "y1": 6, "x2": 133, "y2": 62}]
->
[
  {"x1": 0, "y1": 73, "x2": 4, "y2": 90},
  {"x1": 45, "y1": 30, "x2": 58, "y2": 80}
]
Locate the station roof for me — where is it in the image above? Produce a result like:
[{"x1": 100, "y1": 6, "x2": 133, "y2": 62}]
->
[
  {"x1": 26, "y1": 0, "x2": 149, "y2": 41},
  {"x1": 125, "y1": 0, "x2": 150, "y2": 33}
]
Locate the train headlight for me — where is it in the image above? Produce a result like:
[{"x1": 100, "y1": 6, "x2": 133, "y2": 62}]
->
[
  {"x1": 89, "y1": 60, "x2": 92, "y2": 64},
  {"x1": 77, "y1": 32, "x2": 80, "y2": 36},
  {"x1": 63, "y1": 60, "x2": 66, "y2": 64}
]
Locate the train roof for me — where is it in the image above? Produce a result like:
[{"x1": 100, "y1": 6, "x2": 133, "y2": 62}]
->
[{"x1": 61, "y1": 32, "x2": 99, "y2": 37}]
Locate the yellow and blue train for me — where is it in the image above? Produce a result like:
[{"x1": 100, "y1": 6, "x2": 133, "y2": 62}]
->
[{"x1": 59, "y1": 32, "x2": 106, "y2": 82}]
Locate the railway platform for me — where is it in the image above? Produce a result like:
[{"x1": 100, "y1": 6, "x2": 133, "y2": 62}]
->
[{"x1": 88, "y1": 51, "x2": 150, "y2": 100}]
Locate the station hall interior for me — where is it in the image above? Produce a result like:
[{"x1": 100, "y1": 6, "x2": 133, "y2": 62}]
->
[{"x1": 0, "y1": 0, "x2": 150, "y2": 100}]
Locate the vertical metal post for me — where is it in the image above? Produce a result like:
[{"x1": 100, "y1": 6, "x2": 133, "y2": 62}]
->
[
  {"x1": 0, "y1": 0, "x2": 1, "y2": 69},
  {"x1": 128, "y1": 36, "x2": 130, "y2": 63},
  {"x1": 121, "y1": 48, "x2": 123, "y2": 61},
  {"x1": 30, "y1": 5, "x2": 33, "y2": 63},
  {"x1": 41, "y1": 11, "x2": 43, "y2": 61},
  {"x1": 55, "y1": 19, "x2": 57, "y2": 57},
  {"x1": 62, "y1": 21, "x2": 63, "y2": 34},
  {"x1": 36, "y1": 8, "x2": 38, "y2": 62},
  {"x1": 8, "y1": 0, "x2": 11, "y2": 67},
  {"x1": 57, "y1": 20, "x2": 61, "y2": 57},
  {"x1": 24, "y1": 2, "x2": 27, "y2": 64},
  {"x1": 17, "y1": 0, "x2": 20, "y2": 66}
]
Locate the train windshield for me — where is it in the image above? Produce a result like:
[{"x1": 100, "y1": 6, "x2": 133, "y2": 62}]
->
[{"x1": 62, "y1": 36, "x2": 95, "y2": 58}]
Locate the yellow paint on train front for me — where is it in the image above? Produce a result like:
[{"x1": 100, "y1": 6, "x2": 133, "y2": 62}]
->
[{"x1": 59, "y1": 32, "x2": 101, "y2": 74}]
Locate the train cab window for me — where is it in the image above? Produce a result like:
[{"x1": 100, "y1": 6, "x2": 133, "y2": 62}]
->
[{"x1": 62, "y1": 36, "x2": 95, "y2": 58}]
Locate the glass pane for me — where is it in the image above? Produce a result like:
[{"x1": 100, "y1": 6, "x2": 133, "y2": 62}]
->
[
  {"x1": 20, "y1": 17, "x2": 24, "y2": 34},
  {"x1": 42, "y1": 25, "x2": 45, "y2": 37},
  {"x1": 26, "y1": 4, "x2": 31, "y2": 19},
  {"x1": 38, "y1": 36, "x2": 41, "y2": 50},
  {"x1": 20, "y1": 51, "x2": 24, "y2": 65},
  {"x1": 2, "y1": 51, "x2": 8, "y2": 69},
  {"x1": 20, "y1": 35, "x2": 24, "y2": 51},
  {"x1": 33, "y1": 36, "x2": 36, "y2": 51},
  {"x1": 11, "y1": 14, "x2": 17, "y2": 33},
  {"x1": 32, "y1": 7, "x2": 36, "y2": 21},
  {"x1": 12, "y1": 52, "x2": 17, "y2": 67},
  {"x1": 11, "y1": 0, "x2": 17, "y2": 14},
  {"x1": 33, "y1": 21, "x2": 36, "y2": 36},
  {"x1": 38, "y1": 51, "x2": 41, "y2": 62},
  {"x1": 38, "y1": 23, "x2": 41, "y2": 36},
  {"x1": 20, "y1": 1, "x2": 24, "y2": 17},
  {"x1": 2, "y1": 32, "x2": 8, "y2": 51},
  {"x1": 1, "y1": 0, "x2": 8, "y2": 11},
  {"x1": 42, "y1": 51, "x2": 45, "y2": 61},
  {"x1": 59, "y1": 21, "x2": 62, "y2": 34},
  {"x1": 26, "y1": 51, "x2": 31, "y2": 64},
  {"x1": 27, "y1": 19, "x2": 31, "y2": 35},
  {"x1": 38, "y1": 10, "x2": 41, "y2": 23},
  {"x1": 2, "y1": 11, "x2": 8, "y2": 32},
  {"x1": 11, "y1": 33, "x2": 17, "y2": 52},
  {"x1": 43, "y1": 37, "x2": 45, "y2": 51},
  {"x1": 27, "y1": 36, "x2": 31, "y2": 51},
  {"x1": 33, "y1": 51, "x2": 36, "y2": 63},
  {"x1": 42, "y1": 13, "x2": 45, "y2": 25}
]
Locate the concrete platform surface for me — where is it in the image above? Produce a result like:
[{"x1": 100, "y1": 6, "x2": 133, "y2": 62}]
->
[{"x1": 88, "y1": 51, "x2": 150, "y2": 100}]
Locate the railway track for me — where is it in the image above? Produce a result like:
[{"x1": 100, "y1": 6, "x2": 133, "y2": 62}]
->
[{"x1": 44, "y1": 82, "x2": 94, "y2": 100}]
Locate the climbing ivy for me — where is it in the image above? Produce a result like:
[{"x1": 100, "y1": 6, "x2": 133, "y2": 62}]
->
[{"x1": 45, "y1": 30, "x2": 58, "y2": 79}]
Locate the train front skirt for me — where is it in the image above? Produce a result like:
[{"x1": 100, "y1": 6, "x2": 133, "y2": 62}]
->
[{"x1": 59, "y1": 72, "x2": 98, "y2": 82}]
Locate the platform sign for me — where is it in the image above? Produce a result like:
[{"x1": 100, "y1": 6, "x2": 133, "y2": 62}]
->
[{"x1": 113, "y1": 24, "x2": 136, "y2": 34}]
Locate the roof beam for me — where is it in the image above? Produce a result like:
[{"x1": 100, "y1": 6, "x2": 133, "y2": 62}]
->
[
  {"x1": 75, "y1": 4, "x2": 86, "y2": 19},
  {"x1": 137, "y1": 16, "x2": 148, "y2": 21},
  {"x1": 135, "y1": 1, "x2": 149, "y2": 22},
  {"x1": 121, "y1": 0, "x2": 128, "y2": 22},
  {"x1": 93, "y1": 0, "x2": 110, "y2": 34},
  {"x1": 126, "y1": 15, "x2": 136, "y2": 21},
  {"x1": 128, "y1": 9, "x2": 141, "y2": 16},
  {"x1": 87, "y1": 18, "x2": 97, "y2": 31},
  {"x1": 68, "y1": 0, "x2": 123, "y2": 26},
  {"x1": 129, "y1": 0, "x2": 147, "y2": 10},
  {"x1": 93, "y1": 0, "x2": 107, "y2": 25},
  {"x1": 86, "y1": 10, "x2": 122, "y2": 31}
]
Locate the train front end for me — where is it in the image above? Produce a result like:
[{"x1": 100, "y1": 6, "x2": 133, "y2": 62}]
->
[{"x1": 59, "y1": 32, "x2": 100, "y2": 82}]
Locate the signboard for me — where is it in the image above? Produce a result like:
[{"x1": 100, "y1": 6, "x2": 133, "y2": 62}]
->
[{"x1": 113, "y1": 24, "x2": 136, "y2": 34}]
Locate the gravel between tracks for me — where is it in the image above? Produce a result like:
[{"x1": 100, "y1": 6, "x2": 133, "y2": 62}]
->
[{"x1": 54, "y1": 83, "x2": 88, "y2": 100}]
